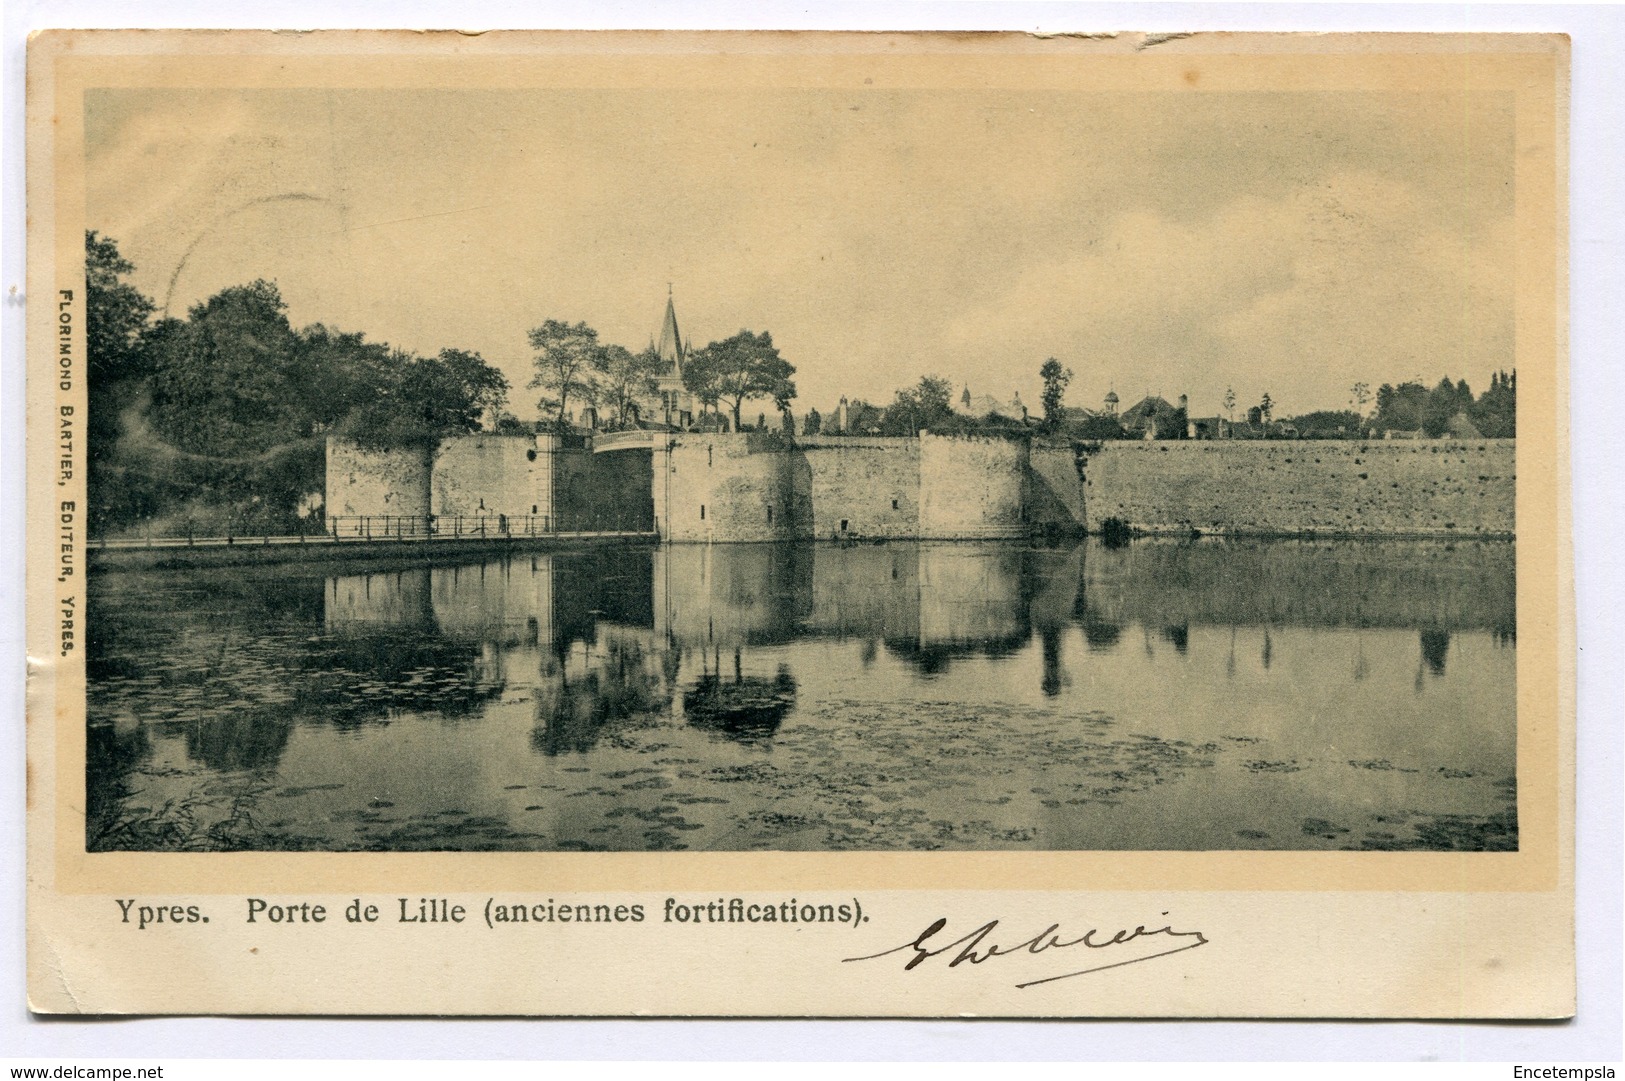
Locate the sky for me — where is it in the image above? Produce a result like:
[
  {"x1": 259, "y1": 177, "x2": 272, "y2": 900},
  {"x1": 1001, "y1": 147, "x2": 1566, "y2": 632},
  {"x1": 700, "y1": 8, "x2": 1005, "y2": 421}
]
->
[{"x1": 85, "y1": 84, "x2": 1517, "y2": 421}]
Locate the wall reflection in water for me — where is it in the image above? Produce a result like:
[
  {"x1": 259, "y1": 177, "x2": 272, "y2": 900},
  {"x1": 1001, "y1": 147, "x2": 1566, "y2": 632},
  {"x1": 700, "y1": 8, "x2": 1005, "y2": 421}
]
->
[
  {"x1": 313, "y1": 539, "x2": 1514, "y2": 760},
  {"x1": 86, "y1": 537, "x2": 1516, "y2": 851}
]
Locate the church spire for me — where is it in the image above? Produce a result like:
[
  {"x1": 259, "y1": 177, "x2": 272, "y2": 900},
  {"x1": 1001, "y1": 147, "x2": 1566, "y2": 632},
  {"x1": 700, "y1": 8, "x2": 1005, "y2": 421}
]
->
[{"x1": 656, "y1": 289, "x2": 684, "y2": 371}]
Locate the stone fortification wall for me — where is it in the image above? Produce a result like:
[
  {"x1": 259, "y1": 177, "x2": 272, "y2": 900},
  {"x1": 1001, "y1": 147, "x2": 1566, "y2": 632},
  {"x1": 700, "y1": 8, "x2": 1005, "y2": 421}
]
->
[
  {"x1": 431, "y1": 435, "x2": 544, "y2": 520},
  {"x1": 1027, "y1": 441, "x2": 1087, "y2": 529},
  {"x1": 326, "y1": 438, "x2": 431, "y2": 518},
  {"x1": 331, "y1": 433, "x2": 1513, "y2": 543},
  {"x1": 918, "y1": 432, "x2": 1029, "y2": 539},
  {"x1": 658, "y1": 432, "x2": 1034, "y2": 542},
  {"x1": 657, "y1": 433, "x2": 796, "y2": 543},
  {"x1": 332, "y1": 434, "x2": 652, "y2": 534},
  {"x1": 1081, "y1": 440, "x2": 1514, "y2": 537},
  {"x1": 533, "y1": 438, "x2": 655, "y2": 531},
  {"x1": 793, "y1": 435, "x2": 921, "y2": 538}
]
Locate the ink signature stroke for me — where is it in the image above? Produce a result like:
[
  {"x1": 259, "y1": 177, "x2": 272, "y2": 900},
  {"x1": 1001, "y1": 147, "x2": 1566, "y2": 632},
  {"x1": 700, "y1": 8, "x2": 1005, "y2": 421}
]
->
[{"x1": 843, "y1": 915, "x2": 1209, "y2": 989}]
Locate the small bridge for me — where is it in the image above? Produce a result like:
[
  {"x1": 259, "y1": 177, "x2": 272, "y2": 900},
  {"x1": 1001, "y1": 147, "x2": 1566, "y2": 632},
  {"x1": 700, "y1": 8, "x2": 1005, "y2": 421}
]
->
[{"x1": 592, "y1": 429, "x2": 662, "y2": 454}]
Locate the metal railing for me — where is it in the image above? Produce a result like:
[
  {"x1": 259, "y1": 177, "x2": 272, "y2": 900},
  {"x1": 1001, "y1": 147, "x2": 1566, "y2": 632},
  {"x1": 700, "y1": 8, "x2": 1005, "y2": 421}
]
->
[
  {"x1": 327, "y1": 513, "x2": 652, "y2": 537},
  {"x1": 89, "y1": 513, "x2": 655, "y2": 550}
]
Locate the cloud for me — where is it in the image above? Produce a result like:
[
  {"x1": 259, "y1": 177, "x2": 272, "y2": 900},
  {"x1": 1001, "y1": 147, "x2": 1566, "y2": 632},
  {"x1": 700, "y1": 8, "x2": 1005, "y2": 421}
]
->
[
  {"x1": 85, "y1": 87, "x2": 1517, "y2": 420},
  {"x1": 942, "y1": 167, "x2": 1514, "y2": 415}
]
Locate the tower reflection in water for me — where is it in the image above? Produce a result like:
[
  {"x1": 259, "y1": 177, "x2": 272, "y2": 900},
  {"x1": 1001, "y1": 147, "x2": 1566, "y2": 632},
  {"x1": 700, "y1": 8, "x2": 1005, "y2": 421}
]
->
[
  {"x1": 85, "y1": 536, "x2": 1516, "y2": 851},
  {"x1": 317, "y1": 538, "x2": 1514, "y2": 757}
]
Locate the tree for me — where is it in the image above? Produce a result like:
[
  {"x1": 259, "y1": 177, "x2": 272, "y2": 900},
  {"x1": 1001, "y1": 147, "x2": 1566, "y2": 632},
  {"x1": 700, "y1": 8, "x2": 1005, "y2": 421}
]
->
[
  {"x1": 1286, "y1": 410, "x2": 1363, "y2": 438},
  {"x1": 133, "y1": 280, "x2": 327, "y2": 529},
  {"x1": 1472, "y1": 369, "x2": 1516, "y2": 438},
  {"x1": 288, "y1": 323, "x2": 398, "y2": 434},
  {"x1": 1222, "y1": 386, "x2": 1237, "y2": 422},
  {"x1": 831, "y1": 398, "x2": 884, "y2": 436},
  {"x1": 1162, "y1": 403, "x2": 1188, "y2": 440},
  {"x1": 528, "y1": 319, "x2": 602, "y2": 432},
  {"x1": 340, "y1": 348, "x2": 509, "y2": 452},
  {"x1": 1350, "y1": 381, "x2": 1371, "y2": 416},
  {"x1": 84, "y1": 236, "x2": 515, "y2": 535},
  {"x1": 85, "y1": 232, "x2": 159, "y2": 532},
  {"x1": 1375, "y1": 380, "x2": 1428, "y2": 431},
  {"x1": 1069, "y1": 413, "x2": 1127, "y2": 440},
  {"x1": 881, "y1": 374, "x2": 955, "y2": 436},
  {"x1": 683, "y1": 329, "x2": 796, "y2": 430},
  {"x1": 1039, "y1": 358, "x2": 1073, "y2": 432},
  {"x1": 1259, "y1": 392, "x2": 1274, "y2": 424},
  {"x1": 428, "y1": 348, "x2": 509, "y2": 431},
  {"x1": 595, "y1": 344, "x2": 664, "y2": 429},
  {"x1": 148, "y1": 279, "x2": 303, "y2": 456},
  {"x1": 86, "y1": 231, "x2": 156, "y2": 389},
  {"x1": 1422, "y1": 377, "x2": 1461, "y2": 438},
  {"x1": 804, "y1": 408, "x2": 822, "y2": 436}
]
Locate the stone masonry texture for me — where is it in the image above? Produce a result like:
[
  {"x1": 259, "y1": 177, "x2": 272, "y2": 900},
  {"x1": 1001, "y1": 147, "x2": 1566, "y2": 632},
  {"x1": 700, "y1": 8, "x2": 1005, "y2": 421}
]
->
[
  {"x1": 1080, "y1": 439, "x2": 1514, "y2": 537},
  {"x1": 326, "y1": 438, "x2": 432, "y2": 518}
]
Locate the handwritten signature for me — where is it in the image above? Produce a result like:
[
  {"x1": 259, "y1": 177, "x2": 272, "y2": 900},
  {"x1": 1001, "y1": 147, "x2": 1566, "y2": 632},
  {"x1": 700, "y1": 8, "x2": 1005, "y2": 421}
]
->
[{"x1": 842, "y1": 914, "x2": 1208, "y2": 989}]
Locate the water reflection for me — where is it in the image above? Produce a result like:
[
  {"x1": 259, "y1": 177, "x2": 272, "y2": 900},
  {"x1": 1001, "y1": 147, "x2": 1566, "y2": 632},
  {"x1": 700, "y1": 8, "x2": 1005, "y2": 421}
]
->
[
  {"x1": 1420, "y1": 629, "x2": 1452, "y2": 677},
  {"x1": 184, "y1": 712, "x2": 292, "y2": 773},
  {"x1": 685, "y1": 662, "x2": 799, "y2": 744},
  {"x1": 86, "y1": 537, "x2": 1517, "y2": 852},
  {"x1": 532, "y1": 635, "x2": 668, "y2": 756}
]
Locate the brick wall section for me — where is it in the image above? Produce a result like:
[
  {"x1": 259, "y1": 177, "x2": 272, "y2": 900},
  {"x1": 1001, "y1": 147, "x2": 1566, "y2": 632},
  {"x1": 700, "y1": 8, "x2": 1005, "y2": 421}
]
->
[
  {"x1": 1027, "y1": 441, "x2": 1087, "y2": 528},
  {"x1": 793, "y1": 435, "x2": 921, "y2": 538},
  {"x1": 918, "y1": 432, "x2": 1029, "y2": 539},
  {"x1": 430, "y1": 435, "x2": 544, "y2": 520},
  {"x1": 1081, "y1": 440, "x2": 1515, "y2": 537},
  {"x1": 325, "y1": 438, "x2": 432, "y2": 518},
  {"x1": 657, "y1": 434, "x2": 797, "y2": 542}
]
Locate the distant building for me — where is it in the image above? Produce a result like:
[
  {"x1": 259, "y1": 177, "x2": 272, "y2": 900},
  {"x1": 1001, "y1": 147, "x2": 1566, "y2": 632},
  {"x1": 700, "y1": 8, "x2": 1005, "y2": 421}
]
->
[
  {"x1": 633, "y1": 289, "x2": 696, "y2": 429},
  {"x1": 812, "y1": 396, "x2": 882, "y2": 435},
  {"x1": 955, "y1": 386, "x2": 1028, "y2": 423},
  {"x1": 1119, "y1": 395, "x2": 1183, "y2": 440},
  {"x1": 1447, "y1": 411, "x2": 1483, "y2": 439}
]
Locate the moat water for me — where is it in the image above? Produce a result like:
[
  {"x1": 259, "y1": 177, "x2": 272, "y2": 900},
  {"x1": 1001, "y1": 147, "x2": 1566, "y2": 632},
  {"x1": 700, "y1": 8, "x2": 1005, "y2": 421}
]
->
[{"x1": 86, "y1": 538, "x2": 1517, "y2": 852}]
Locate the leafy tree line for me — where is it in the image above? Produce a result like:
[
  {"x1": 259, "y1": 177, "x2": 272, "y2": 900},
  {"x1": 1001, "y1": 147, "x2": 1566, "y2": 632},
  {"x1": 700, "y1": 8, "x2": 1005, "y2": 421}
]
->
[
  {"x1": 528, "y1": 319, "x2": 796, "y2": 433},
  {"x1": 1372, "y1": 373, "x2": 1515, "y2": 438},
  {"x1": 86, "y1": 232, "x2": 509, "y2": 536}
]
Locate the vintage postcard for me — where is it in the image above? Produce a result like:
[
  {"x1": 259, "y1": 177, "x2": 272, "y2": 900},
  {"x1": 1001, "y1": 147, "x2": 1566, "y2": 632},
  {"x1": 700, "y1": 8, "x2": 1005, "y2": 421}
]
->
[{"x1": 25, "y1": 29, "x2": 1572, "y2": 1017}]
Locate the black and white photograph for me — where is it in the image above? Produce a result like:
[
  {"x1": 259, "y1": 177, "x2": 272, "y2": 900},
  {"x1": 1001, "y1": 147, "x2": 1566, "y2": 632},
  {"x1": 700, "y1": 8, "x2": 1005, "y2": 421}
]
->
[{"x1": 79, "y1": 55, "x2": 1524, "y2": 856}]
